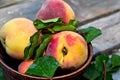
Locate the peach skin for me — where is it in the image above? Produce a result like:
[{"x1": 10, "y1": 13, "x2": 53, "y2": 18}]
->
[
  {"x1": 18, "y1": 60, "x2": 34, "y2": 74},
  {"x1": 0, "y1": 18, "x2": 37, "y2": 60},
  {"x1": 45, "y1": 31, "x2": 88, "y2": 70},
  {"x1": 36, "y1": 0, "x2": 75, "y2": 24}
]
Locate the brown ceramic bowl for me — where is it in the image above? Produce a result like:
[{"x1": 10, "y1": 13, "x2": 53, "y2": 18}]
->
[{"x1": 0, "y1": 43, "x2": 93, "y2": 80}]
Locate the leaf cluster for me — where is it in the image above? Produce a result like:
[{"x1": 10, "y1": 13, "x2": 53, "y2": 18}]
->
[
  {"x1": 24, "y1": 18, "x2": 102, "y2": 78},
  {"x1": 83, "y1": 54, "x2": 120, "y2": 80}
]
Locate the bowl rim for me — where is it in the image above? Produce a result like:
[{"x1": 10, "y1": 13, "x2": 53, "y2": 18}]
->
[{"x1": 0, "y1": 43, "x2": 93, "y2": 79}]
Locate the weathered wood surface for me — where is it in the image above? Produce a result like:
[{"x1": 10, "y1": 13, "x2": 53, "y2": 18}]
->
[
  {"x1": 0, "y1": 0, "x2": 44, "y2": 26},
  {"x1": 0, "y1": 0, "x2": 120, "y2": 26},
  {"x1": 65, "y1": 0, "x2": 120, "y2": 22},
  {"x1": 78, "y1": 11, "x2": 120, "y2": 55},
  {"x1": 0, "y1": 0, "x2": 19, "y2": 8}
]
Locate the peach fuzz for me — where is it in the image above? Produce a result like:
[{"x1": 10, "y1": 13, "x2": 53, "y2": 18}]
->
[
  {"x1": 45, "y1": 31, "x2": 88, "y2": 70},
  {"x1": 18, "y1": 60, "x2": 34, "y2": 74},
  {"x1": 0, "y1": 18, "x2": 37, "y2": 60},
  {"x1": 36, "y1": 0, "x2": 75, "y2": 24}
]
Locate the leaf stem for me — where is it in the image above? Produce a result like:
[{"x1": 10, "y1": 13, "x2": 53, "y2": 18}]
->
[
  {"x1": 103, "y1": 61, "x2": 106, "y2": 80},
  {"x1": 79, "y1": 32, "x2": 88, "y2": 35}
]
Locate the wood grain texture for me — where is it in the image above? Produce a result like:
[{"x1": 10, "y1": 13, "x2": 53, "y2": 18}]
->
[
  {"x1": 65, "y1": 0, "x2": 120, "y2": 22},
  {"x1": 0, "y1": 0, "x2": 120, "y2": 26},
  {"x1": 78, "y1": 11, "x2": 120, "y2": 55},
  {"x1": 0, "y1": 0, "x2": 44, "y2": 27}
]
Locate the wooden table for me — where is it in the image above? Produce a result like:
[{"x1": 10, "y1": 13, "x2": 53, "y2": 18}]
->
[{"x1": 0, "y1": 0, "x2": 120, "y2": 79}]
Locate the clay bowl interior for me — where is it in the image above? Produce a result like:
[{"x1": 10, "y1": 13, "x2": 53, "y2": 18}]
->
[{"x1": 0, "y1": 42, "x2": 93, "y2": 80}]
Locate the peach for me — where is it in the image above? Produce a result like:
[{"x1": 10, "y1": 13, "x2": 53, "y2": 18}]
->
[
  {"x1": 0, "y1": 18, "x2": 37, "y2": 60},
  {"x1": 36, "y1": 0, "x2": 75, "y2": 24},
  {"x1": 18, "y1": 60, "x2": 34, "y2": 74},
  {"x1": 45, "y1": 31, "x2": 88, "y2": 70}
]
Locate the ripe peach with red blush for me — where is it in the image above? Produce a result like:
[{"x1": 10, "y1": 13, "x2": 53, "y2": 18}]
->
[
  {"x1": 45, "y1": 31, "x2": 88, "y2": 70},
  {"x1": 36, "y1": 0, "x2": 75, "y2": 24}
]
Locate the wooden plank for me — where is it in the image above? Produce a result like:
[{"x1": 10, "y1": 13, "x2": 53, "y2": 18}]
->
[
  {"x1": 65, "y1": 0, "x2": 120, "y2": 22},
  {"x1": 0, "y1": 0, "x2": 24, "y2": 8},
  {"x1": 0, "y1": 0, "x2": 44, "y2": 27},
  {"x1": 0, "y1": 0, "x2": 120, "y2": 27},
  {"x1": 78, "y1": 11, "x2": 120, "y2": 55}
]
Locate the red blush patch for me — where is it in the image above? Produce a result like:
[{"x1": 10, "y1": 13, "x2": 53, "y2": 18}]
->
[
  {"x1": 65, "y1": 34, "x2": 76, "y2": 47},
  {"x1": 46, "y1": 37, "x2": 59, "y2": 56}
]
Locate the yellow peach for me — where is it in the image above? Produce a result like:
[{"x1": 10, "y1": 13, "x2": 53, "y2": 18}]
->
[{"x1": 0, "y1": 18, "x2": 37, "y2": 60}]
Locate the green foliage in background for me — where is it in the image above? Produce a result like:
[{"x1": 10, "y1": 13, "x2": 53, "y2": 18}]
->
[{"x1": 0, "y1": 66, "x2": 4, "y2": 80}]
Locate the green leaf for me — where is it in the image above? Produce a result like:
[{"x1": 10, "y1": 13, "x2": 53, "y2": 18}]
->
[
  {"x1": 83, "y1": 64, "x2": 100, "y2": 80},
  {"x1": 24, "y1": 45, "x2": 31, "y2": 60},
  {"x1": 97, "y1": 72, "x2": 112, "y2": 80},
  {"x1": 24, "y1": 31, "x2": 40, "y2": 60},
  {"x1": 26, "y1": 56, "x2": 59, "y2": 78},
  {"x1": 40, "y1": 18, "x2": 61, "y2": 23},
  {"x1": 108, "y1": 66, "x2": 120, "y2": 73},
  {"x1": 111, "y1": 54, "x2": 120, "y2": 68},
  {"x1": 52, "y1": 19, "x2": 79, "y2": 32},
  {"x1": 106, "y1": 73, "x2": 113, "y2": 80},
  {"x1": 78, "y1": 26, "x2": 102, "y2": 43},
  {"x1": 0, "y1": 66, "x2": 4, "y2": 80},
  {"x1": 69, "y1": 19, "x2": 79, "y2": 27},
  {"x1": 96, "y1": 75, "x2": 103, "y2": 80},
  {"x1": 52, "y1": 24, "x2": 76, "y2": 32},
  {"x1": 95, "y1": 54, "x2": 109, "y2": 72},
  {"x1": 107, "y1": 54, "x2": 120, "y2": 72},
  {"x1": 33, "y1": 19, "x2": 46, "y2": 29},
  {"x1": 33, "y1": 18, "x2": 78, "y2": 33},
  {"x1": 83, "y1": 54, "x2": 120, "y2": 80},
  {"x1": 30, "y1": 31, "x2": 40, "y2": 46},
  {"x1": 35, "y1": 34, "x2": 52, "y2": 59},
  {"x1": 106, "y1": 59, "x2": 113, "y2": 72},
  {"x1": 33, "y1": 18, "x2": 62, "y2": 30}
]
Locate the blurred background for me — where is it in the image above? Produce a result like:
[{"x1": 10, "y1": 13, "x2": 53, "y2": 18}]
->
[{"x1": 0, "y1": 0, "x2": 23, "y2": 8}]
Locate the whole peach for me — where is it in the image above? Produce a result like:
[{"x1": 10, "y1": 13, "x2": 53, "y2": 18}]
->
[
  {"x1": 45, "y1": 31, "x2": 88, "y2": 70},
  {"x1": 0, "y1": 18, "x2": 37, "y2": 60},
  {"x1": 36, "y1": 0, "x2": 75, "y2": 24}
]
